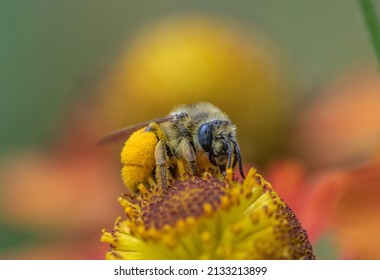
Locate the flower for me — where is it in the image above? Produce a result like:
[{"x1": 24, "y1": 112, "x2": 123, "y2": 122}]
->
[
  {"x1": 101, "y1": 163, "x2": 315, "y2": 260},
  {"x1": 277, "y1": 68, "x2": 380, "y2": 258},
  {"x1": 0, "y1": 103, "x2": 122, "y2": 259},
  {"x1": 292, "y1": 68, "x2": 380, "y2": 170},
  {"x1": 330, "y1": 161, "x2": 380, "y2": 259},
  {"x1": 264, "y1": 158, "x2": 349, "y2": 242},
  {"x1": 265, "y1": 156, "x2": 380, "y2": 259}
]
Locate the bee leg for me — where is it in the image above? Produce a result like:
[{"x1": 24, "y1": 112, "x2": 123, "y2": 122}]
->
[
  {"x1": 182, "y1": 140, "x2": 196, "y2": 175},
  {"x1": 155, "y1": 140, "x2": 168, "y2": 190},
  {"x1": 231, "y1": 139, "x2": 245, "y2": 179}
]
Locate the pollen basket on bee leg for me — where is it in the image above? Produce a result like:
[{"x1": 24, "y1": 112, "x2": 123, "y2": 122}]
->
[{"x1": 120, "y1": 128, "x2": 159, "y2": 193}]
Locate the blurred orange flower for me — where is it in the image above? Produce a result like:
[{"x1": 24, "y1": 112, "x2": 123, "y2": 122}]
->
[
  {"x1": 292, "y1": 68, "x2": 380, "y2": 171},
  {"x1": 0, "y1": 104, "x2": 121, "y2": 259},
  {"x1": 279, "y1": 67, "x2": 380, "y2": 258},
  {"x1": 265, "y1": 159, "x2": 347, "y2": 243},
  {"x1": 265, "y1": 156, "x2": 380, "y2": 259}
]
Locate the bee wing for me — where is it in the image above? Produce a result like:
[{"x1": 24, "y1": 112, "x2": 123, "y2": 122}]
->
[{"x1": 97, "y1": 115, "x2": 175, "y2": 146}]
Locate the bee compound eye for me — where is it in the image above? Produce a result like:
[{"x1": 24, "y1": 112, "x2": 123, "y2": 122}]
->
[{"x1": 198, "y1": 123, "x2": 212, "y2": 152}]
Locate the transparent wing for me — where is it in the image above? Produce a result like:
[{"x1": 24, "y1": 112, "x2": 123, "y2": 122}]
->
[{"x1": 97, "y1": 116, "x2": 174, "y2": 146}]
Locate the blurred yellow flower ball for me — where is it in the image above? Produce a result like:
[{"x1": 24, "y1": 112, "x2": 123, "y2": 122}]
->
[{"x1": 96, "y1": 15, "x2": 296, "y2": 165}]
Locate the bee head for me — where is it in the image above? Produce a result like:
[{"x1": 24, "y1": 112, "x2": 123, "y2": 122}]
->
[{"x1": 198, "y1": 121, "x2": 245, "y2": 178}]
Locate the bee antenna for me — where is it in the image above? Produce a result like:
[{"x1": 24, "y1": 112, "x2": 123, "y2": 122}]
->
[{"x1": 231, "y1": 139, "x2": 245, "y2": 179}]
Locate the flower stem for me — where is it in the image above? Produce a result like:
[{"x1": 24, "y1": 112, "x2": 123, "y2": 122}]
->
[{"x1": 359, "y1": 0, "x2": 380, "y2": 67}]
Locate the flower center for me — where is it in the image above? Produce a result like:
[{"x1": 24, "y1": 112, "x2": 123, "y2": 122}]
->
[{"x1": 141, "y1": 174, "x2": 228, "y2": 229}]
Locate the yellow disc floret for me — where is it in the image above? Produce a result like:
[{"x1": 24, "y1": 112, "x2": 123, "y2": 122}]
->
[{"x1": 102, "y1": 168, "x2": 315, "y2": 259}]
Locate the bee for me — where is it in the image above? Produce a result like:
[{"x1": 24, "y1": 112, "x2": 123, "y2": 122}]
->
[{"x1": 98, "y1": 102, "x2": 244, "y2": 193}]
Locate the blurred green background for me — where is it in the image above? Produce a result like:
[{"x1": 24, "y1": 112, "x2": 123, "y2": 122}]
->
[
  {"x1": 0, "y1": 0, "x2": 374, "y2": 155},
  {"x1": 0, "y1": 0, "x2": 377, "y2": 259}
]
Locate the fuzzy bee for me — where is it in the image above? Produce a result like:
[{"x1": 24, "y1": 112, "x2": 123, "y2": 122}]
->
[{"x1": 98, "y1": 102, "x2": 244, "y2": 193}]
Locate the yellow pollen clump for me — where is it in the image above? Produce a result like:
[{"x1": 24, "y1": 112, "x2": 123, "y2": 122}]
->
[{"x1": 120, "y1": 128, "x2": 158, "y2": 193}]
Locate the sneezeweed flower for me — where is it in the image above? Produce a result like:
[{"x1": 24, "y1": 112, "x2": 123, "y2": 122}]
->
[{"x1": 101, "y1": 161, "x2": 315, "y2": 260}]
